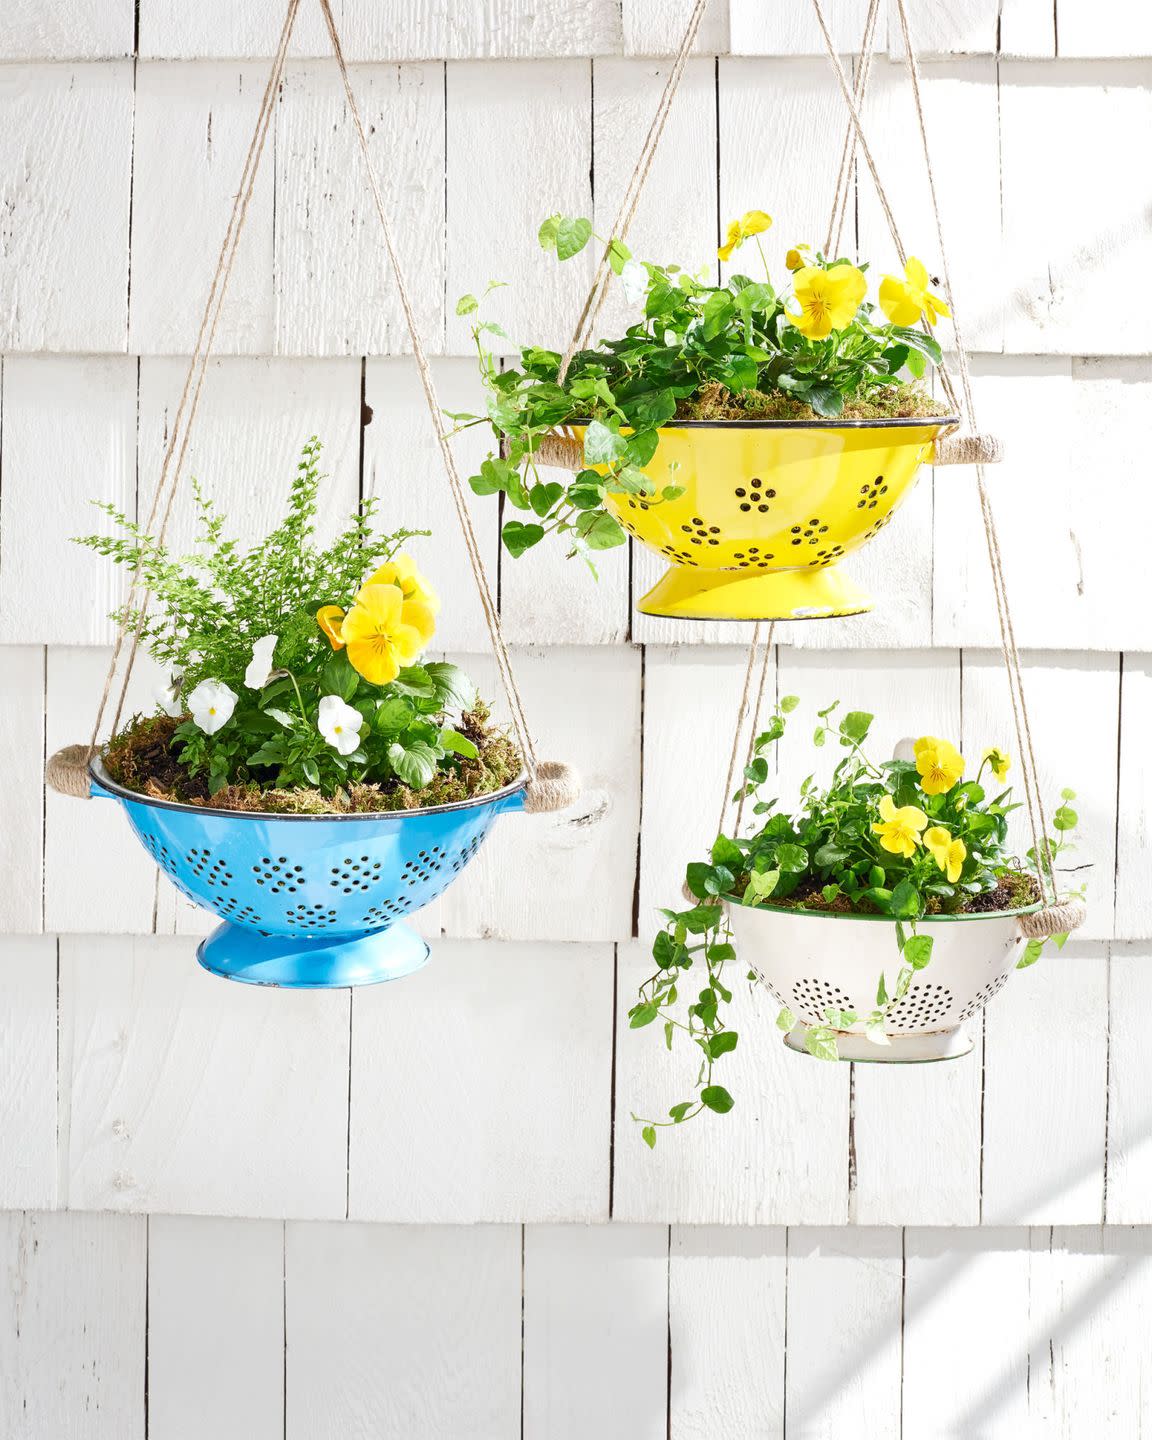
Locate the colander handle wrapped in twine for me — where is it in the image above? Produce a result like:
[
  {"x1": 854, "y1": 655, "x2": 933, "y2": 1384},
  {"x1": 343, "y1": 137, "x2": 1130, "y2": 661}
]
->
[{"x1": 46, "y1": 0, "x2": 577, "y2": 819}]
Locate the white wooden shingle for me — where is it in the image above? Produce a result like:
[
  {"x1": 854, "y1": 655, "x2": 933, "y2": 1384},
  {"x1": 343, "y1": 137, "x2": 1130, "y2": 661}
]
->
[
  {"x1": 0, "y1": 355, "x2": 137, "y2": 647},
  {"x1": 1115, "y1": 658, "x2": 1152, "y2": 940},
  {"x1": 0, "y1": 646, "x2": 45, "y2": 935},
  {"x1": 524, "y1": 1224, "x2": 669, "y2": 1440},
  {"x1": 285, "y1": 1221, "x2": 521, "y2": 1440},
  {"x1": 1104, "y1": 945, "x2": 1152, "y2": 1223},
  {"x1": 275, "y1": 62, "x2": 445, "y2": 358},
  {"x1": 444, "y1": 60, "x2": 594, "y2": 356},
  {"x1": 59, "y1": 935, "x2": 351, "y2": 1217},
  {"x1": 624, "y1": 0, "x2": 729, "y2": 57},
  {"x1": 147, "y1": 1216, "x2": 285, "y2": 1440},
  {"x1": 0, "y1": 937, "x2": 57, "y2": 1210},
  {"x1": 130, "y1": 63, "x2": 275, "y2": 356},
  {"x1": 0, "y1": 62, "x2": 133, "y2": 353},
  {"x1": 349, "y1": 941, "x2": 613, "y2": 1222},
  {"x1": 0, "y1": 1211, "x2": 146, "y2": 1440},
  {"x1": 0, "y1": 0, "x2": 134, "y2": 60}
]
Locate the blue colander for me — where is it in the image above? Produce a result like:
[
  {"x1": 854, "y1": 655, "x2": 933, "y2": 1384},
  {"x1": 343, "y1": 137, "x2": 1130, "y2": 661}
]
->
[{"x1": 90, "y1": 758, "x2": 526, "y2": 988}]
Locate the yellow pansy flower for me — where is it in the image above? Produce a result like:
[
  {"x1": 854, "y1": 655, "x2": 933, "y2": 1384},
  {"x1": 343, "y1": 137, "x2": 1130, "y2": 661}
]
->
[
  {"x1": 786, "y1": 264, "x2": 867, "y2": 340},
  {"x1": 924, "y1": 826, "x2": 967, "y2": 883},
  {"x1": 872, "y1": 794, "x2": 928, "y2": 859},
  {"x1": 983, "y1": 747, "x2": 1011, "y2": 783},
  {"x1": 785, "y1": 245, "x2": 809, "y2": 272},
  {"x1": 718, "y1": 209, "x2": 773, "y2": 261},
  {"x1": 340, "y1": 583, "x2": 436, "y2": 686},
  {"x1": 316, "y1": 604, "x2": 347, "y2": 650},
  {"x1": 915, "y1": 737, "x2": 965, "y2": 796},
  {"x1": 878, "y1": 256, "x2": 951, "y2": 327},
  {"x1": 364, "y1": 551, "x2": 441, "y2": 615}
]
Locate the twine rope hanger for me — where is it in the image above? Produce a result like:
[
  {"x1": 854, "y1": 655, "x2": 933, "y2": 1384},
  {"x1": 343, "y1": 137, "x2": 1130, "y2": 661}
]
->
[{"x1": 51, "y1": 0, "x2": 603, "y2": 810}]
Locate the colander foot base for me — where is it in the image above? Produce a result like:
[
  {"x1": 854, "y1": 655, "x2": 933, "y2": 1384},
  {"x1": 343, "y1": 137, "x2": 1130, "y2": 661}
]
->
[
  {"x1": 784, "y1": 1024, "x2": 973, "y2": 1063},
  {"x1": 196, "y1": 920, "x2": 430, "y2": 989},
  {"x1": 637, "y1": 562, "x2": 872, "y2": 622}
]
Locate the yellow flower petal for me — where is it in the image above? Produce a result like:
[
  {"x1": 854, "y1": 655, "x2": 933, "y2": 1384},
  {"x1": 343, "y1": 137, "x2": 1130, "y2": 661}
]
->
[
  {"x1": 316, "y1": 605, "x2": 346, "y2": 651},
  {"x1": 740, "y1": 209, "x2": 773, "y2": 237},
  {"x1": 906, "y1": 256, "x2": 930, "y2": 291},
  {"x1": 916, "y1": 739, "x2": 965, "y2": 796},
  {"x1": 365, "y1": 552, "x2": 441, "y2": 615},
  {"x1": 879, "y1": 275, "x2": 923, "y2": 326},
  {"x1": 717, "y1": 219, "x2": 743, "y2": 262}
]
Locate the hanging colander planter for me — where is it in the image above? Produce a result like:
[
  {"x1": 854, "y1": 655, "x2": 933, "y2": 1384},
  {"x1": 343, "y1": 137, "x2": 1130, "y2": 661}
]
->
[
  {"x1": 88, "y1": 758, "x2": 527, "y2": 988},
  {"x1": 560, "y1": 416, "x2": 958, "y2": 620},
  {"x1": 726, "y1": 899, "x2": 1038, "y2": 1063}
]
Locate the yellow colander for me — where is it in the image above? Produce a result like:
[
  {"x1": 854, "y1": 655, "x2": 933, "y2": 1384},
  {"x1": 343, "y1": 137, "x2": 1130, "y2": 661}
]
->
[{"x1": 568, "y1": 417, "x2": 959, "y2": 620}]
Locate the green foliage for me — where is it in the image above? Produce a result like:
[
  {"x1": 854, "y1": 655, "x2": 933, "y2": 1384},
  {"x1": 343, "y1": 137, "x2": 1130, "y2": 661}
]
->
[
  {"x1": 451, "y1": 219, "x2": 945, "y2": 569},
  {"x1": 80, "y1": 440, "x2": 508, "y2": 803},
  {"x1": 633, "y1": 697, "x2": 1082, "y2": 1145}
]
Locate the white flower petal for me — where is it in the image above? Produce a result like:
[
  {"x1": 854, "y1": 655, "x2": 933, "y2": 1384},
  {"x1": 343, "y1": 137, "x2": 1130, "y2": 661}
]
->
[
  {"x1": 317, "y1": 694, "x2": 364, "y2": 757},
  {"x1": 157, "y1": 676, "x2": 184, "y2": 718},
  {"x1": 244, "y1": 634, "x2": 279, "y2": 690},
  {"x1": 619, "y1": 257, "x2": 648, "y2": 306},
  {"x1": 186, "y1": 679, "x2": 238, "y2": 736}
]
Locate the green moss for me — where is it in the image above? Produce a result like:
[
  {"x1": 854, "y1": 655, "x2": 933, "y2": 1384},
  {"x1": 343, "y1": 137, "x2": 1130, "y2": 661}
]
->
[
  {"x1": 743, "y1": 868, "x2": 1041, "y2": 918},
  {"x1": 677, "y1": 380, "x2": 947, "y2": 423},
  {"x1": 104, "y1": 703, "x2": 523, "y2": 815}
]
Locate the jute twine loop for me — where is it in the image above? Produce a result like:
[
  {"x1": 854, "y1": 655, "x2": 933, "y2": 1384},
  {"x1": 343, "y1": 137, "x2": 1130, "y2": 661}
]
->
[
  {"x1": 46, "y1": 745, "x2": 95, "y2": 800},
  {"x1": 523, "y1": 761, "x2": 581, "y2": 814},
  {"x1": 933, "y1": 433, "x2": 1003, "y2": 467},
  {"x1": 1019, "y1": 899, "x2": 1087, "y2": 939},
  {"x1": 535, "y1": 434, "x2": 584, "y2": 472}
]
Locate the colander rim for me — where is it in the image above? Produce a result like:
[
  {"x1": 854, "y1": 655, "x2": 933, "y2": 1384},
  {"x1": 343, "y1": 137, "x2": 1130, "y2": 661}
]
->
[
  {"x1": 562, "y1": 414, "x2": 962, "y2": 431},
  {"x1": 89, "y1": 755, "x2": 527, "y2": 822},
  {"x1": 726, "y1": 893, "x2": 1043, "y2": 923}
]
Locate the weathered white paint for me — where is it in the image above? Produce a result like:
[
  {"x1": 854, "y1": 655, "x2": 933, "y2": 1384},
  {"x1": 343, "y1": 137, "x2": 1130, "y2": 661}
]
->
[
  {"x1": 0, "y1": 1210, "x2": 146, "y2": 1440},
  {"x1": 130, "y1": 63, "x2": 275, "y2": 356},
  {"x1": 1, "y1": 0, "x2": 134, "y2": 60},
  {"x1": 349, "y1": 941, "x2": 614, "y2": 1222},
  {"x1": 523, "y1": 1224, "x2": 669, "y2": 1439},
  {"x1": 0, "y1": 938, "x2": 57, "y2": 1210},
  {"x1": 1001, "y1": 61, "x2": 1152, "y2": 355},
  {"x1": 728, "y1": 0, "x2": 869, "y2": 56},
  {"x1": 285, "y1": 1221, "x2": 521, "y2": 1439},
  {"x1": 275, "y1": 62, "x2": 444, "y2": 357},
  {"x1": 1115, "y1": 656, "x2": 1152, "y2": 941},
  {"x1": 668, "y1": 1226, "x2": 787, "y2": 1438},
  {"x1": 624, "y1": 0, "x2": 729, "y2": 57},
  {"x1": 981, "y1": 942, "x2": 1108, "y2": 1225},
  {"x1": 444, "y1": 60, "x2": 594, "y2": 356},
  {"x1": 59, "y1": 935, "x2": 351, "y2": 1217},
  {"x1": 902, "y1": 1228, "x2": 1031, "y2": 1434},
  {"x1": 0, "y1": 647, "x2": 45, "y2": 935},
  {"x1": 0, "y1": 63, "x2": 133, "y2": 353},
  {"x1": 0, "y1": 355, "x2": 137, "y2": 647},
  {"x1": 147, "y1": 1215, "x2": 285, "y2": 1440},
  {"x1": 785, "y1": 1228, "x2": 904, "y2": 1434},
  {"x1": 1103, "y1": 945, "x2": 1152, "y2": 1223}
]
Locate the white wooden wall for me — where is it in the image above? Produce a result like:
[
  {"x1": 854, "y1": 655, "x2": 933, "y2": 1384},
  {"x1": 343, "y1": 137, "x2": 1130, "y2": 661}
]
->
[{"x1": 2, "y1": 1, "x2": 1151, "y2": 1432}]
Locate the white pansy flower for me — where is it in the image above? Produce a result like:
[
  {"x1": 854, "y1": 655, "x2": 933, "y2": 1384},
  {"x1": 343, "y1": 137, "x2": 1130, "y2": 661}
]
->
[
  {"x1": 619, "y1": 257, "x2": 649, "y2": 306},
  {"x1": 244, "y1": 634, "x2": 279, "y2": 690},
  {"x1": 266, "y1": 708, "x2": 295, "y2": 728},
  {"x1": 317, "y1": 695, "x2": 364, "y2": 757},
  {"x1": 187, "y1": 679, "x2": 238, "y2": 736},
  {"x1": 157, "y1": 675, "x2": 184, "y2": 717}
]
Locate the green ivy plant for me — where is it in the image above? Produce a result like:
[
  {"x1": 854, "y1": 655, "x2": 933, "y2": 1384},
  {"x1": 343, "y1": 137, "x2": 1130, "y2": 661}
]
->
[
  {"x1": 450, "y1": 211, "x2": 950, "y2": 568},
  {"x1": 630, "y1": 698, "x2": 1081, "y2": 1147}
]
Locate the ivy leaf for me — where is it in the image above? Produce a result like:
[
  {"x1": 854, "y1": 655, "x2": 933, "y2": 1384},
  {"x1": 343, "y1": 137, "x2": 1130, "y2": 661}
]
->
[
  {"x1": 776, "y1": 1006, "x2": 796, "y2": 1032},
  {"x1": 529, "y1": 482, "x2": 566, "y2": 518},
  {"x1": 744, "y1": 868, "x2": 780, "y2": 905},
  {"x1": 776, "y1": 843, "x2": 808, "y2": 874},
  {"x1": 669, "y1": 1101, "x2": 693, "y2": 1122},
  {"x1": 700, "y1": 1085, "x2": 734, "y2": 1114},
  {"x1": 708, "y1": 1031, "x2": 739, "y2": 1059},
  {"x1": 711, "y1": 834, "x2": 744, "y2": 869},
  {"x1": 839, "y1": 710, "x2": 873, "y2": 743},
  {"x1": 888, "y1": 879, "x2": 924, "y2": 920},
  {"x1": 641, "y1": 1125, "x2": 657, "y2": 1149},
  {"x1": 1017, "y1": 938, "x2": 1045, "y2": 969},
  {"x1": 804, "y1": 1026, "x2": 840, "y2": 1062},
  {"x1": 575, "y1": 510, "x2": 627, "y2": 551},
  {"x1": 582, "y1": 420, "x2": 628, "y2": 466},
  {"x1": 902, "y1": 933, "x2": 935, "y2": 969},
  {"x1": 555, "y1": 216, "x2": 593, "y2": 260},
  {"x1": 455, "y1": 293, "x2": 479, "y2": 316},
  {"x1": 502, "y1": 520, "x2": 546, "y2": 558}
]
